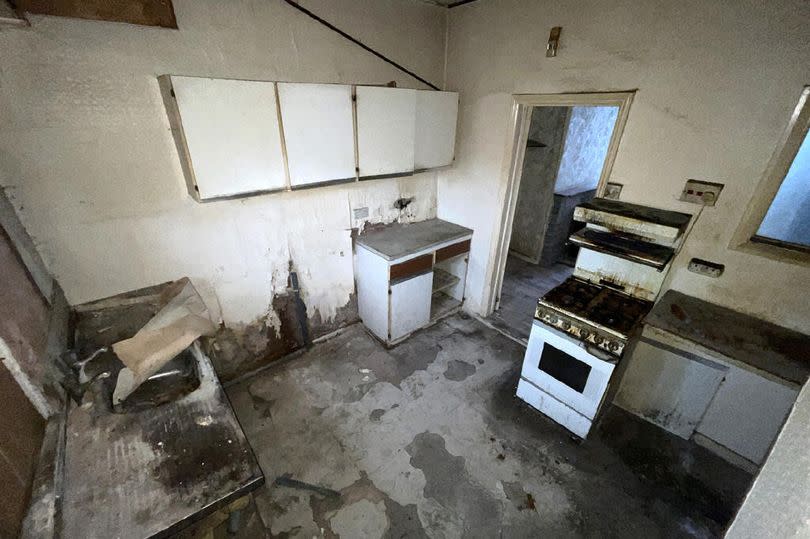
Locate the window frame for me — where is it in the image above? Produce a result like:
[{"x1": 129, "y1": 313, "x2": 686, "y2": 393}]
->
[{"x1": 732, "y1": 86, "x2": 810, "y2": 265}]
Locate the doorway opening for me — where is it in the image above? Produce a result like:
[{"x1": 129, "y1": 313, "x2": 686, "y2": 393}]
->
[{"x1": 486, "y1": 93, "x2": 634, "y2": 343}]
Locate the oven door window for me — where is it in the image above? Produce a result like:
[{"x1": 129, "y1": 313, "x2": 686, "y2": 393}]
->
[{"x1": 538, "y1": 343, "x2": 592, "y2": 393}]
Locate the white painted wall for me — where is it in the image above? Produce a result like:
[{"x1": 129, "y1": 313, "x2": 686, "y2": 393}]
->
[
  {"x1": 439, "y1": 0, "x2": 810, "y2": 332},
  {"x1": 725, "y1": 380, "x2": 810, "y2": 538},
  {"x1": 0, "y1": 0, "x2": 446, "y2": 327}
]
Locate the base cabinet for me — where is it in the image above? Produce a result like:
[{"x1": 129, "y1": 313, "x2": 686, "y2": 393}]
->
[
  {"x1": 390, "y1": 272, "x2": 433, "y2": 341},
  {"x1": 615, "y1": 325, "x2": 799, "y2": 469},
  {"x1": 355, "y1": 224, "x2": 471, "y2": 346},
  {"x1": 695, "y1": 366, "x2": 796, "y2": 465}
]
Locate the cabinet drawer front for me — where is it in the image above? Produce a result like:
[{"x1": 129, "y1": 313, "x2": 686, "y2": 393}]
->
[
  {"x1": 390, "y1": 254, "x2": 433, "y2": 283},
  {"x1": 436, "y1": 239, "x2": 470, "y2": 262}
]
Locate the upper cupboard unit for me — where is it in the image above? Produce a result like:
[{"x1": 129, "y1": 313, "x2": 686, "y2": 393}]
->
[
  {"x1": 159, "y1": 75, "x2": 459, "y2": 202},
  {"x1": 161, "y1": 76, "x2": 287, "y2": 200},
  {"x1": 356, "y1": 86, "x2": 416, "y2": 179},
  {"x1": 414, "y1": 90, "x2": 458, "y2": 170},
  {"x1": 278, "y1": 82, "x2": 356, "y2": 188}
]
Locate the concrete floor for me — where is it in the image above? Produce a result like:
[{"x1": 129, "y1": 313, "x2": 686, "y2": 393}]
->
[
  {"x1": 224, "y1": 314, "x2": 748, "y2": 538},
  {"x1": 487, "y1": 255, "x2": 572, "y2": 343}
]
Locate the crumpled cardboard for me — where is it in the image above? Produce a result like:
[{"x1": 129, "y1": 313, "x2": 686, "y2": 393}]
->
[{"x1": 112, "y1": 278, "x2": 216, "y2": 405}]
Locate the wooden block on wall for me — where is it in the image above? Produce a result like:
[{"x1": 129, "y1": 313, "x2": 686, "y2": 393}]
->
[{"x1": 12, "y1": 0, "x2": 178, "y2": 28}]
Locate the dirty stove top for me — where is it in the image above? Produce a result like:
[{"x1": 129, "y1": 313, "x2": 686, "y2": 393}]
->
[{"x1": 535, "y1": 277, "x2": 653, "y2": 356}]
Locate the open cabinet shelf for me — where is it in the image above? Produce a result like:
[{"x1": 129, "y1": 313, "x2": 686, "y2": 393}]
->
[
  {"x1": 430, "y1": 290, "x2": 462, "y2": 321},
  {"x1": 432, "y1": 267, "x2": 460, "y2": 293}
]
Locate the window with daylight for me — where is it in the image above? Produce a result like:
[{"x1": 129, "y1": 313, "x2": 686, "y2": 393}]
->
[{"x1": 751, "y1": 87, "x2": 810, "y2": 253}]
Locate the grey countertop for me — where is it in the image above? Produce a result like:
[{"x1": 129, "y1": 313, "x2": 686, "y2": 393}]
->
[
  {"x1": 645, "y1": 290, "x2": 810, "y2": 385},
  {"x1": 355, "y1": 218, "x2": 473, "y2": 261}
]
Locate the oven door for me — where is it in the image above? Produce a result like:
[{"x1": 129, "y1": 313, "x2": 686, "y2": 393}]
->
[{"x1": 521, "y1": 320, "x2": 616, "y2": 420}]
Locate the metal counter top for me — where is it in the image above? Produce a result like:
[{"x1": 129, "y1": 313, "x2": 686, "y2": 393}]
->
[
  {"x1": 60, "y1": 342, "x2": 264, "y2": 538},
  {"x1": 355, "y1": 218, "x2": 473, "y2": 261},
  {"x1": 645, "y1": 290, "x2": 810, "y2": 385}
]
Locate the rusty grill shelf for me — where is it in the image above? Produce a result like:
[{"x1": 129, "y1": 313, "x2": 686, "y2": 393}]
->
[{"x1": 569, "y1": 228, "x2": 674, "y2": 270}]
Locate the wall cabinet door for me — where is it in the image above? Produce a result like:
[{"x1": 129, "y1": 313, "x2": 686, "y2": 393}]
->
[
  {"x1": 278, "y1": 83, "x2": 356, "y2": 187},
  {"x1": 390, "y1": 272, "x2": 432, "y2": 341},
  {"x1": 415, "y1": 90, "x2": 458, "y2": 169},
  {"x1": 168, "y1": 76, "x2": 287, "y2": 200},
  {"x1": 356, "y1": 86, "x2": 416, "y2": 178}
]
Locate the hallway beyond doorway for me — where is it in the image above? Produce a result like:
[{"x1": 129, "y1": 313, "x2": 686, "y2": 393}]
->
[{"x1": 486, "y1": 255, "x2": 572, "y2": 343}]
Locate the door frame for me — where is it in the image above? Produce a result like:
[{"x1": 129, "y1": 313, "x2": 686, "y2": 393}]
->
[{"x1": 486, "y1": 91, "x2": 635, "y2": 315}]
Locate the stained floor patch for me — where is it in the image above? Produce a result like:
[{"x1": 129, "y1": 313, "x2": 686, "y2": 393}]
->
[
  {"x1": 443, "y1": 359, "x2": 476, "y2": 381},
  {"x1": 406, "y1": 432, "x2": 503, "y2": 536},
  {"x1": 503, "y1": 480, "x2": 536, "y2": 511},
  {"x1": 306, "y1": 471, "x2": 428, "y2": 539}
]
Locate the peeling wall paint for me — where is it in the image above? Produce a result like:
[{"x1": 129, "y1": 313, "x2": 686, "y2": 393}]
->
[
  {"x1": 0, "y1": 0, "x2": 446, "y2": 375},
  {"x1": 439, "y1": 0, "x2": 810, "y2": 331}
]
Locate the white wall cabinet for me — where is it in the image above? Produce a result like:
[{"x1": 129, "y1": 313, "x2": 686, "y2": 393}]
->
[
  {"x1": 278, "y1": 82, "x2": 356, "y2": 187},
  {"x1": 356, "y1": 86, "x2": 416, "y2": 178},
  {"x1": 415, "y1": 90, "x2": 459, "y2": 169},
  {"x1": 161, "y1": 76, "x2": 286, "y2": 201},
  {"x1": 161, "y1": 76, "x2": 460, "y2": 201},
  {"x1": 355, "y1": 219, "x2": 472, "y2": 345}
]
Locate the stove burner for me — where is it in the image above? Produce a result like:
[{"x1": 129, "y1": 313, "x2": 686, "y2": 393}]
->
[{"x1": 538, "y1": 277, "x2": 653, "y2": 337}]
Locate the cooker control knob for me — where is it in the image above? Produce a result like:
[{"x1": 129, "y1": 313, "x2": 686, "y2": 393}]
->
[
  {"x1": 580, "y1": 329, "x2": 590, "y2": 340},
  {"x1": 548, "y1": 315, "x2": 558, "y2": 324},
  {"x1": 561, "y1": 320, "x2": 571, "y2": 330},
  {"x1": 608, "y1": 341, "x2": 620, "y2": 352},
  {"x1": 593, "y1": 335, "x2": 603, "y2": 345}
]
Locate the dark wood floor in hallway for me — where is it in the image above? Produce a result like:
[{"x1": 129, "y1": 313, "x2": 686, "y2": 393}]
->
[{"x1": 487, "y1": 255, "x2": 573, "y2": 343}]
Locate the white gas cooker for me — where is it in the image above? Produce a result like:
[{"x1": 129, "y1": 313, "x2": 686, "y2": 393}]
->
[{"x1": 517, "y1": 199, "x2": 691, "y2": 438}]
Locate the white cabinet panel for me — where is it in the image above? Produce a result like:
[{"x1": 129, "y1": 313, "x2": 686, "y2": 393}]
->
[
  {"x1": 169, "y1": 76, "x2": 286, "y2": 200},
  {"x1": 390, "y1": 272, "x2": 432, "y2": 341},
  {"x1": 415, "y1": 90, "x2": 458, "y2": 169},
  {"x1": 356, "y1": 246, "x2": 390, "y2": 342},
  {"x1": 356, "y1": 86, "x2": 416, "y2": 178},
  {"x1": 278, "y1": 83, "x2": 356, "y2": 187},
  {"x1": 615, "y1": 337, "x2": 727, "y2": 439},
  {"x1": 696, "y1": 367, "x2": 797, "y2": 464}
]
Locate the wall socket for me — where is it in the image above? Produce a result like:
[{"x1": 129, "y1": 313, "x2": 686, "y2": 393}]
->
[
  {"x1": 688, "y1": 258, "x2": 724, "y2": 278},
  {"x1": 604, "y1": 182, "x2": 623, "y2": 200},
  {"x1": 680, "y1": 179, "x2": 724, "y2": 206}
]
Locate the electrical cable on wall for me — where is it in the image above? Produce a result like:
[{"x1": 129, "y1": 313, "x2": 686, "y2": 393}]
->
[{"x1": 281, "y1": 0, "x2": 441, "y2": 90}]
